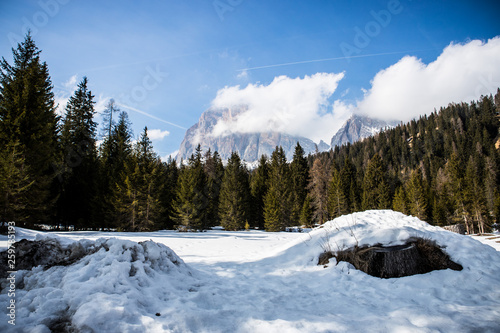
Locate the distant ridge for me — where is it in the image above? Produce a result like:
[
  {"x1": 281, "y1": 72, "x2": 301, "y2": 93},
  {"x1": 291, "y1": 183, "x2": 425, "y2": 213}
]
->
[
  {"x1": 176, "y1": 108, "x2": 398, "y2": 164},
  {"x1": 330, "y1": 114, "x2": 399, "y2": 148}
]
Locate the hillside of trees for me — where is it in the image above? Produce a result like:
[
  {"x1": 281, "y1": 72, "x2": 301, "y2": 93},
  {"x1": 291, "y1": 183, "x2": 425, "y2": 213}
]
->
[{"x1": 1, "y1": 34, "x2": 499, "y2": 233}]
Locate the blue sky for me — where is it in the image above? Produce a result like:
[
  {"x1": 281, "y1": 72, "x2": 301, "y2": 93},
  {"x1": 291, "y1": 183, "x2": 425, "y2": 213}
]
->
[{"x1": 1, "y1": 0, "x2": 499, "y2": 158}]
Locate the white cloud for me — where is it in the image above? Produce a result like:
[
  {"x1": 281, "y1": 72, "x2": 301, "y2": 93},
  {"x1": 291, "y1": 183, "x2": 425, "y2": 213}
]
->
[
  {"x1": 148, "y1": 129, "x2": 170, "y2": 141},
  {"x1": 210, "y1": 73, "x2": 348, "y2": 143},
  {"x1": 206, "y1": 37, "x2": 500, "y2": 144},
  {"x1": 63, "y1": 74, "x2": 78, "y2": 91},
  {"x1": 237, "y1": 70, "x2": 248, "y2": 80},
  {"x1": 357, "y1": 37, "x2": 500, "y2": 121},
  {"x1": 54, "y1": 75, "x2": 79, "y2": 116}
]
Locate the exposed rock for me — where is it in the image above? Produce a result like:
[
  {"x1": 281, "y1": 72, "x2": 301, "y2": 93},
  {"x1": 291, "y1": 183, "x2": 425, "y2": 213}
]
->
[
  {"x1": 177, "y1": 107, "x2": 400, "y2": 164},
  {"x1": 330, "y1": 114, "x2": 399, "y2": 148},
  {"x1": 176, "y1": 107, "x2": 326, "y2": 164}
]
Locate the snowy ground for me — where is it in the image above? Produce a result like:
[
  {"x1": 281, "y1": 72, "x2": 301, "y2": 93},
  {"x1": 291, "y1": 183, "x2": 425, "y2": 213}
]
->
[{"x1": 1, "y1": 210, "x2": 500, "y2": 332}]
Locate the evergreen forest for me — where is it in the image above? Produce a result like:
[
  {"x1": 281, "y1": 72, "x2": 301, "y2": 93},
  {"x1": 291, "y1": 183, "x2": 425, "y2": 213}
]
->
[{"x1": 1, "y1": 34, "x2": 499, "y2": 233}]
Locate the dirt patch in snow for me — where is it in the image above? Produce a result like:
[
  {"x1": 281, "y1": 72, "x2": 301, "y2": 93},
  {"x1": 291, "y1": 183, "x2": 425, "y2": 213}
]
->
[
  {"x1": 319, "y1": 237, "x2": 463, "y2": 278},
  {"x1": 0, "y1": 238, "x2": 94, "y2": 279}
]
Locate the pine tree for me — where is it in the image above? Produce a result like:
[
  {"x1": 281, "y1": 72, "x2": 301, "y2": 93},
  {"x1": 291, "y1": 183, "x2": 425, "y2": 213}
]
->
[
  {"x1": 362, "y1": 154, "x2": 390, "y2": 210},
  {"x1": 99, "y1": 111, "x2": 133, "y2": 228},
  {"x1": 432, "y1": 167, "x2": 451, "y2": 226},
  {"x1": 58, "y1": 77, "x2": 98, "y2": 229},
  {"x1": 392, "y1": 186, "x2": 408, "y2": 215},
  {"x1": 308, "y1": 157, "x2": 330, "y2": 224},
  {"x1": 264, "y1": 146, "x2": 291, "y2": 231},
  {"x1": 172, "y1": 145, "x2": 209, "y2": 231},
  {"x1": 299, "y1": 195, "x2": 314, "y2": 227},
  {"x1": 0, "y1": 141, "x2": 34, "y2": 221},
  {"x1": 134, "y1": 127, "x2": 162, "y2": 230},
  {"x1": 250, "y1": 154, "x2": 269, "y2": 230},
  {"x1": 219, "y1": 152, "x2": 250, "y2": 230},
  {"x1": 327, "y1": 166, "x2": 348, "y2": 219},
  {"x1": 113, "y1": 127, "x2": 161, "y2": 231},
  {"x1": 290, "y1": 143, "x2": 309, "y2": 225},
  {"x1": 157, "y1": 157, "x2": 179, "y2": 230},
  {"x1": 406, "y1": 169, "x2": 428, "y2": 220},
  {"x1": 465, "y1": 156, "x2": 488, "y2": 233},
  {"x1": 0, "y1": 33, "x2": 58, "y2": 224},
  {"x1": 204, "y1": 150, "x2": 224, "y2": 228},
  {"x1": 340, "y1": 158, "x2": 360, "y2": 213},
  {"x1": 484, "y1": 156, "x2": 498, "y2": 222},
  {"x1": 446, "y1": 153, "x2": 472, "y2": 233}
]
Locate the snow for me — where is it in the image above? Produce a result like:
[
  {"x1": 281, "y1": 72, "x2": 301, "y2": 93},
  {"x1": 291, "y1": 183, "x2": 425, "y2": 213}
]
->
[
  {"x1": 1, "y1": 210, "x2": 500, "y2": 332},
  {"x1": 471, "y1": 234, "x2": 500, "y2": 252}
]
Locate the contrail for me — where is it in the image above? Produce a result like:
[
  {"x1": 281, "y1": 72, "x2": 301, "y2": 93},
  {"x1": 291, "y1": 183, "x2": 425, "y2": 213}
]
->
[
  {"x1": 116, "y1": 102, "x2": 187, "y2": 130},
  {"x1": 238, "y1": 50, "x2": 434, "y2": 72}
]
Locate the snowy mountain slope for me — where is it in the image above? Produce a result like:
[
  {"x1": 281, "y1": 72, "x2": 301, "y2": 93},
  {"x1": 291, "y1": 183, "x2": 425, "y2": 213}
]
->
[
  {"x1": 1, "y1": 210, "x2": 500, "y2": 332},
  {"x1": 330, "y1": 114, "x2": 400, "y2": 147},
  {"x1": 176, "y1": 107, "x2": 400, "y2": 165},
  {"x1": 176, "y1": 107, "x2": 326, "y2": 164}
]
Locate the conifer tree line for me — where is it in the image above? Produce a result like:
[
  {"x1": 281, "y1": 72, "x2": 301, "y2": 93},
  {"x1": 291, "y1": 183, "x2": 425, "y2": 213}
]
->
[
  {"x1": 1, "y1": 34, "x2": 500, "y2": 233},
  {"x1": 316, "y1": 93, "x2": 500, "y2": 234}
]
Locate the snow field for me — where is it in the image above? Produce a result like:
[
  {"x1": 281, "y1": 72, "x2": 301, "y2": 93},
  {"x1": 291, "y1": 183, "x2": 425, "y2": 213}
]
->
[{"x1": 1, "y1": 210, "x2": 500, "y2": 332}]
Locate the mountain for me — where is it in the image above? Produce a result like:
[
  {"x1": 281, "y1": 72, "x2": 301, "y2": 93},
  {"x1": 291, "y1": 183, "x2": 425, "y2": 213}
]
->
[
  {"x1": 330, "y1": 114, "x2": 400, "y2": 147},
  {"x1": 176, "y1": 107, "x2": 327, "y2": 164},
  {"x1": 176, "y1": 108, "x2": 398, "y2": 164}
]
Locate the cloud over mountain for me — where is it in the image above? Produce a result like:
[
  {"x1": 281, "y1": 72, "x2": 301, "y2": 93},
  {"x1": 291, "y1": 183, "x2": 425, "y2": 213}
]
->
[
  {"x1": 207, "y1": 38, "x2": 500, "y2": 144},
  {"x1": 210, "y1": 73, "x2": 350, "y2": 143}
]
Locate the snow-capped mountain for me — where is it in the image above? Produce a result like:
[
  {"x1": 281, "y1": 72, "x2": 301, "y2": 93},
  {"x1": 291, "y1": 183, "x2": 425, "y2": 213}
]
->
[
  {"x1": 330, "y1": 114, "x2": 400, "y2": 147},
  {"x1": 176, "y1": 108, "x2": 399, "y2": 164},
  {"x1": 176, "y1": 107, "x2": 328, "y2": 164}
]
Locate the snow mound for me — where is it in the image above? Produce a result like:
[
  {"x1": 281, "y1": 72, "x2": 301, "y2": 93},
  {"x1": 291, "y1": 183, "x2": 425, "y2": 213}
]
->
[
  {"x1": 2, "y1": 210, "x2": 500, "y2": 332},
  {"x1": 269, "y1": 210, "x2": 497, "y2": 270},
  {"x1": 0, "y1": 238, "x2": 199, "y2": 333}
]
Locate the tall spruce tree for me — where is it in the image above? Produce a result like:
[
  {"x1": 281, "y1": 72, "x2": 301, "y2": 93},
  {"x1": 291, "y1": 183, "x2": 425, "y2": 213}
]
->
[
  {"x1": 392, "y1": 186, "x2": 409, "y2": 215},
  {"x1": 0, "y1": 33, "x2": 58, "y2": 224},
  {"x1": 465, "y1": 156, "x2": 488, "y2": 233},
  {"x1": 264, "y1": 146, "x2": 291, "y2": 231},
  {"x1": 219, "y1": 152, "x2": 250, "y2": 230},
  {"x1": 406, "y1": 169, "x2": 428, "y2": 220},
  {"x1": 361, "y1": 154, "x2": 390, "y2": 210},
  {"x1": 250, "y1": 154, "x2": 269, "y2": 229},
  {"x1": 446, "y1": 153, "x2": 473, "y2": 233},
  {"x1": 99, "y1": 111, "x2": 133, "y2": 228},
  {"x1": 157, "y1": 157, "x2": 179, "y2": 230},
  {"x1": 290, "y1": 143, "x2": 309, "y2": 225},
  {"x1": 0, "y1": 141, "x2": 34, "y2": 221},
  {"x1": 113, "y1": 127, "x2": 161, "y2": 231},
  {"x1": 340, "y1": 158, "x2": 360, "y2": 213},
  {"x1": 299, "y1": 195, "x2": 314, "y2": 227},
  {"x1": 58, "y1": 77, "x2": 98, "y2": 229},
  {"x1": 172, "y1": 145, "x2": 209, "y2": 230},
  {"x1": 204, "y1": 149, "x2": 224, "y2": 228},
  {"x1": 327, "y1": 166, "x2": 348, "y2": 219}
]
